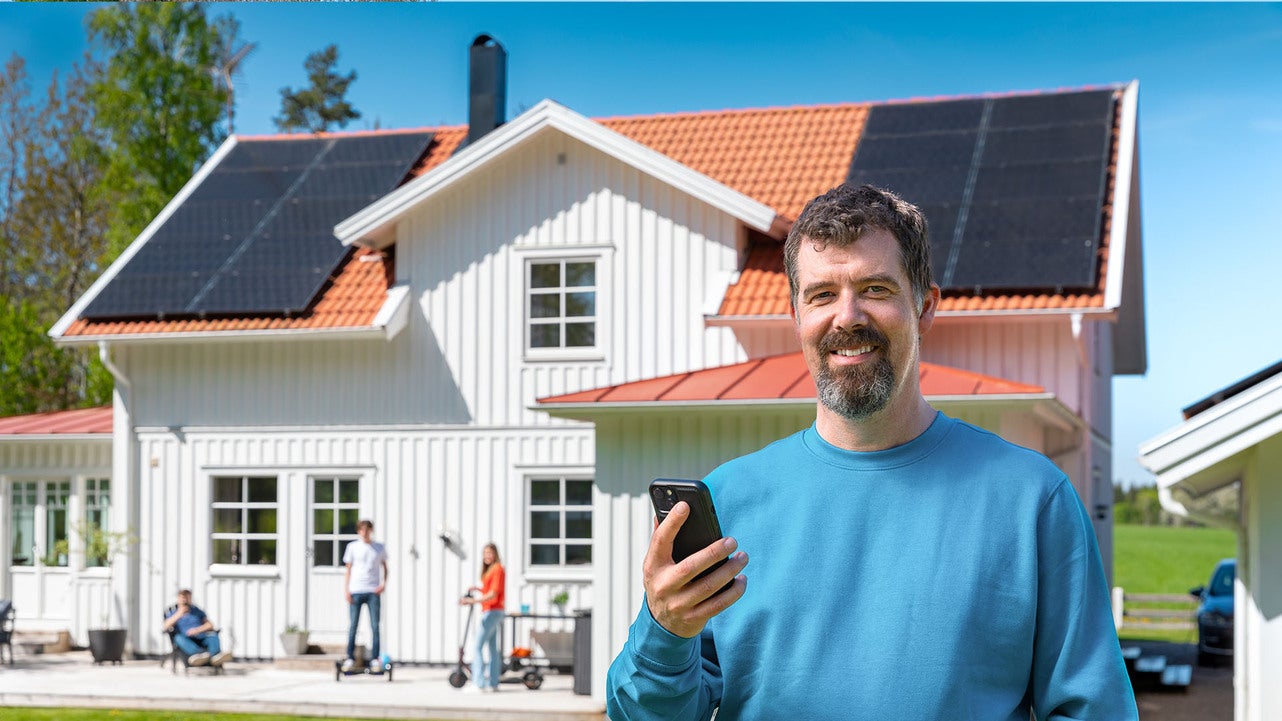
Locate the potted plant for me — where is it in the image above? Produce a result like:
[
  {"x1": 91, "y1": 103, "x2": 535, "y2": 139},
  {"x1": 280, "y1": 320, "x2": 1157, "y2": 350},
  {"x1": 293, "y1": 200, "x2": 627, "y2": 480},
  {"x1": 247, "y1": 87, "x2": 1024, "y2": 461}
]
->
[
  {"x1": 78, "y1": 522, "x2": 134, "y2": 664},
  {"x1": 550, "y1": 589, "x2": 570, "y2": 615},
  {"x1": 279, "y1": 623, "x2": 310, "y2": 655}
]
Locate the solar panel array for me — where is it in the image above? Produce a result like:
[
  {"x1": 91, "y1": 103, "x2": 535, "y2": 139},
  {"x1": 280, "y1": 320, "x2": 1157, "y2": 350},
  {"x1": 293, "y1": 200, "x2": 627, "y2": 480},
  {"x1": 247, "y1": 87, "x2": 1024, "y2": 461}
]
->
[
  {"x1": 82, "y1": 131, "x2": 434, "y2": 320},
  {"x1": 846, "y1": 89, "x2": 1115, "y2": 292}
]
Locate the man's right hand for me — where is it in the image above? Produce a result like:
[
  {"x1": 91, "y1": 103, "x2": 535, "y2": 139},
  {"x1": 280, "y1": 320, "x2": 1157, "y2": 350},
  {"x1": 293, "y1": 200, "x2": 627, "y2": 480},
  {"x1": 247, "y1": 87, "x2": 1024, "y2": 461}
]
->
[
  {"x1": 642, "y1": 501, "x2": 748, "y2": 639},
  {"x1": 345, "y1": 591, "x2": 353, "y2": 604}
]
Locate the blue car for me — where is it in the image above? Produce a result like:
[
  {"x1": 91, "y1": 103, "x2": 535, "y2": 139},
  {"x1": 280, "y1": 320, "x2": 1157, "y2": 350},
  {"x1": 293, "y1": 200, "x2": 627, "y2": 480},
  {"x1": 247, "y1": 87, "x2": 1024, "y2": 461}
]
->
[{"x1": 1191, "y1": 558, "x2": 1235, "y2": 665}]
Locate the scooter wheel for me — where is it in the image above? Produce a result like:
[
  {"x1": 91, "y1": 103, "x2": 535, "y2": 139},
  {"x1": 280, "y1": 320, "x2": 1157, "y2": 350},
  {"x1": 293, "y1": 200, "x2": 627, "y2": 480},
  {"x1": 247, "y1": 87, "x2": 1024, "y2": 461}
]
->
[
  {"x1": 448, "y1": 670, "x2": 467, "y2": 688},
  {"x1": 523, "y1": 671, "x2": 544, "y2": 690}
]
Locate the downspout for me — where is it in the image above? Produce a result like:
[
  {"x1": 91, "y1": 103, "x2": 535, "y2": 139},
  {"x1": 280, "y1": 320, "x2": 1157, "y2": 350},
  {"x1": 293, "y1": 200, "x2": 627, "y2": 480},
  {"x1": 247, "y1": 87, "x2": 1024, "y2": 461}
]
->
[{"x1": 98, "y1": 341, "x2": 137, "y2": 653}]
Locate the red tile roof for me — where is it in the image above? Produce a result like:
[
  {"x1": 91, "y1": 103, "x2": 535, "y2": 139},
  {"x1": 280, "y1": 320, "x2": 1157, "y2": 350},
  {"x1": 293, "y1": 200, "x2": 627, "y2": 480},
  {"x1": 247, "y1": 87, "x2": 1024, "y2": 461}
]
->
[
  {"x1": 0, "y1": 406, "x2": 113, "y2": 436},
  {"x1": 68, "y1": 87, "x2": 1121, "y2": 338},
  {"x1": 538, "y1": 352, "x2": 1043, "y2": 406}
]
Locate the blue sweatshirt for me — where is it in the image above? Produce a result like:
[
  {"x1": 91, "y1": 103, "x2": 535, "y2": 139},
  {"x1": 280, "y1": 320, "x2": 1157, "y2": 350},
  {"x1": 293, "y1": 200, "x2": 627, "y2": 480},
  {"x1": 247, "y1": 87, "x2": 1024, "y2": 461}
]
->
[{"x1": 607, "y1": 413, "x2": 1136, "y2": 721}]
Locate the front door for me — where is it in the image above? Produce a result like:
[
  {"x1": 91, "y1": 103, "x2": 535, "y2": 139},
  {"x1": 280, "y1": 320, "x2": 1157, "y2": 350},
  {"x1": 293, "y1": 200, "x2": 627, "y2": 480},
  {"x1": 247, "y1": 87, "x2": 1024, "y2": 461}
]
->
[
  {"x1": 7, "y1": 478, "x2": 73, "y2": 631},
  {"x1": 305, "y1": 476, "x2": 360, "y2": 647}
]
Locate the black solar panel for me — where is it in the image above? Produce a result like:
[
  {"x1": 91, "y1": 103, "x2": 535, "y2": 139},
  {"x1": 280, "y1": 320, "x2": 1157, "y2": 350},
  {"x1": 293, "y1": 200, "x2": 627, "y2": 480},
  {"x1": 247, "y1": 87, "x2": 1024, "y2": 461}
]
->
[
  {"x1": 82, "y1": 131, "x2": 433, "y2": 320},
  {"x1": 846, "y1": 88, "x2": 1116, "y2": 292}
]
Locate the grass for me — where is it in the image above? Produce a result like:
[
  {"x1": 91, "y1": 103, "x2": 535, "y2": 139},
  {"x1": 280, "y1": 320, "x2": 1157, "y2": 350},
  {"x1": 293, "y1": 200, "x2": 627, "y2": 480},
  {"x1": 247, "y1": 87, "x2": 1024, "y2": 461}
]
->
[
  {"x1": 1112, "y1": 522, "x2": 1236, "y2": 644},
  {"x1": 0, "y1": 712, "x2": 424, "y2": 721}
]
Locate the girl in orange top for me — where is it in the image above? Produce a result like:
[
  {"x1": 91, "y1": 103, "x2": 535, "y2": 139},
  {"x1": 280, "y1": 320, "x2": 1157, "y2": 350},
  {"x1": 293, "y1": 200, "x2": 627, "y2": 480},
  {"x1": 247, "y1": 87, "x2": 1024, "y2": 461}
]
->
[{"x1": 462, "y1": 542, "x2": 505, "y2": 691}]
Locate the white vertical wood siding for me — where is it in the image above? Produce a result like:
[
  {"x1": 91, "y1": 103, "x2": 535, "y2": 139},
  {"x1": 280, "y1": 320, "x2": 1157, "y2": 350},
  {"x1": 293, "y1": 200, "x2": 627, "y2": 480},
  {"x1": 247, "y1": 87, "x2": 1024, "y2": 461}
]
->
[
  {"x1": 591, "y1": 408, "x2": 816, "y2": 699},
  {"x1": 132, "y1": 423, "x2": 593, "y2": 662}
]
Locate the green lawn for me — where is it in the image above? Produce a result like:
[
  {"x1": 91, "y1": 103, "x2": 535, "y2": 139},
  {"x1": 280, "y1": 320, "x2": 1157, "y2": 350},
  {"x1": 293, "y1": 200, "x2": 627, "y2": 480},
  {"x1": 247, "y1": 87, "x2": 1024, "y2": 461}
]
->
[
  {"x1": 1112, "y1": 522, "x2": 1236, "y2": 644},
  {"x1": 0, "y1": 711, "x2": 422, "y2": 721}
]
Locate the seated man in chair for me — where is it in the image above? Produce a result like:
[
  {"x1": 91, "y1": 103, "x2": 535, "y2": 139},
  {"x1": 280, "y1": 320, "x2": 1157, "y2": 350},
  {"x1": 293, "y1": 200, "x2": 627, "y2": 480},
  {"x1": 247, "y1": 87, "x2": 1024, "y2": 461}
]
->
[{"x1": 162, "y1": 589, "x2": 231, "y2": 667}]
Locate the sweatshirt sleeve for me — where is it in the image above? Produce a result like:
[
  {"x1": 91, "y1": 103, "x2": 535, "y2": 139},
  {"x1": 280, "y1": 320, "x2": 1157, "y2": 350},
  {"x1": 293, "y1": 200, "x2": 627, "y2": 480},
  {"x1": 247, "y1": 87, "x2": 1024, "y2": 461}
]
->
[
  {"x1": 606, "y1": 595, "x2": 721, "y2": 721},
  {"x1": 1031, "y1": 479, "x2": 1139, "y2": 721}
]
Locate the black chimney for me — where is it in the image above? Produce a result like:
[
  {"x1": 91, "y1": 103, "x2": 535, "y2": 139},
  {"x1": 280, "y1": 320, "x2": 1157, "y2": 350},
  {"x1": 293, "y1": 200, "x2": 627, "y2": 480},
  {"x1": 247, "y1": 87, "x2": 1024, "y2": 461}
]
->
[{"x1": 468, "y1": 34, "x2": 507, "y2": 145}]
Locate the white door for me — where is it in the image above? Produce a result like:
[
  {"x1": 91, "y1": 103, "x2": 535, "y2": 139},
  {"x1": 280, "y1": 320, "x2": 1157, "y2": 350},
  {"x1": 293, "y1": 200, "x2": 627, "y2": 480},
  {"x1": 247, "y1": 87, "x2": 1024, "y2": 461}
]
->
[
  {"x1": 7, "y1": 479, "x2": 73, "y2": 631},
  {"x1": 305, "y1": 476, "x2": 360, "y2": 647}
]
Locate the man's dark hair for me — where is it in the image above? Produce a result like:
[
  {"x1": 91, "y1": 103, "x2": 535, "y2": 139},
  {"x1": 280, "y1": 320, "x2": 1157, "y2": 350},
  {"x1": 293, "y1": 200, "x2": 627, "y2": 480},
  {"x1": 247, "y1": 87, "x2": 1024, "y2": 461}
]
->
[
  {"x1": 357, "y1": 519, "x2": 374, "y2": 531},
  {"x1": 784, "y1": 183, "x2": 934, "y2": 311}
]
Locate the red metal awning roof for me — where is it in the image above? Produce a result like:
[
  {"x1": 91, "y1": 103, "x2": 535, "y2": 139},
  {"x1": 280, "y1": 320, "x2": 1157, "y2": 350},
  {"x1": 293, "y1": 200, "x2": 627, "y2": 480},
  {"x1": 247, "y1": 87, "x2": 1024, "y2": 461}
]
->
[
  {"x1": 0, "y1": 406, "x2": 113, "y2": 436},
  {"x1": 538, "y1": 352, "x2": 1044, "y2": 406}
]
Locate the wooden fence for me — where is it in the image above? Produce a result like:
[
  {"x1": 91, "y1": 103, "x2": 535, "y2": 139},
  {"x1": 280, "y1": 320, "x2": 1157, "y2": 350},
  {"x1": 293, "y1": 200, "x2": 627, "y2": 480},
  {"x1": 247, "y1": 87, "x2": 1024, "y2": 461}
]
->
[{"x1": 1112, "y1": 588, "x2": 1197, "y2": 632}]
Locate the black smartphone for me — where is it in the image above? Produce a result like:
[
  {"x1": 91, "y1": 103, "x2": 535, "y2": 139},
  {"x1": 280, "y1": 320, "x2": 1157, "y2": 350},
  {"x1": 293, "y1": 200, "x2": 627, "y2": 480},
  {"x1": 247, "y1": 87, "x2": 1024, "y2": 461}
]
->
[{"x1": 649, "y1": 478, "x2": 731, "y2": 589}]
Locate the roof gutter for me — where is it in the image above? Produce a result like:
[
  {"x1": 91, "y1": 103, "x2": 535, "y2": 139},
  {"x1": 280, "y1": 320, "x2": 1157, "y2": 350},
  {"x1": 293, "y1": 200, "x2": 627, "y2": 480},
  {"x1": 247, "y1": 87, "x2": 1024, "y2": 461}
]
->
[
  {"x1": 707, "y1": 307, "x2": 1118, "y2": 326},
  {"x1": 58, "y1": 326, "x2": 392, "y2": 348}
]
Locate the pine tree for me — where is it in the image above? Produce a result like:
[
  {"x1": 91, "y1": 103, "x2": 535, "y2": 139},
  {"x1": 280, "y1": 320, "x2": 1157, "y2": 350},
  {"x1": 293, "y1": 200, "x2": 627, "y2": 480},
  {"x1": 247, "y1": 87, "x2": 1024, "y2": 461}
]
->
[{"x1": 274, "y1": 44, "x2": 362, "y2": 133}]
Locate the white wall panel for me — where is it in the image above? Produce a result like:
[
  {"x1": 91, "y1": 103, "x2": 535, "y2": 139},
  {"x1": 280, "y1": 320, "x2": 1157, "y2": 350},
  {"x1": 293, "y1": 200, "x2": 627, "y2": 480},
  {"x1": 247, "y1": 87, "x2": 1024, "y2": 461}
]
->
[{"x1": 130, "y1": 423, "x2": 593, "y2": 662}]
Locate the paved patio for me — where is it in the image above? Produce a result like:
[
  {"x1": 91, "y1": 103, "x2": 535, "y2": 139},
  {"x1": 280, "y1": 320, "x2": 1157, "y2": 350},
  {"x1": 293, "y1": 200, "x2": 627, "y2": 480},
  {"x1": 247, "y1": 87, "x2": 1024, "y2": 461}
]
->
[{"x1": 0, "y1": 650, "x2": 605, "y2": 721}]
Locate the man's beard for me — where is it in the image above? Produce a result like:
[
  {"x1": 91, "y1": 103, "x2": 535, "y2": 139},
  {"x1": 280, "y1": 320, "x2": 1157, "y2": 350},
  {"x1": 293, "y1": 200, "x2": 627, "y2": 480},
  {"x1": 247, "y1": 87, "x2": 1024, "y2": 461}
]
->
[{"x1": 813, "y1": 328, "x2": 896, "y2": 420}]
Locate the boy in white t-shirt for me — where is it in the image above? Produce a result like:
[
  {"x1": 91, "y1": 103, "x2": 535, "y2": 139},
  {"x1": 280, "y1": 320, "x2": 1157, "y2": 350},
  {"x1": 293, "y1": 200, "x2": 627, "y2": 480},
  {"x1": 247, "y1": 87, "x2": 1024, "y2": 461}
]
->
[{"x1": 342, "y1": 519, "x2": 389, "y2": 672}]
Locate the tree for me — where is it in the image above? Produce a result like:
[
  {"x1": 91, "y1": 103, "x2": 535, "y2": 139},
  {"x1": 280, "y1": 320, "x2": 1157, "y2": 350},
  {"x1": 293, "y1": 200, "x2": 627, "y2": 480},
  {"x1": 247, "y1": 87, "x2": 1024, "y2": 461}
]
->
[
  {"x1": 274, "y1": 44, "x2": 361, "y2": 133},
  {"x1": 87, "y1": 3, "x2": 229, "y2": 258},
  {"x1": 0, "y1": 54, "x2": 35, "y2": 300},
  {"x1": 0, "y1": 300, "x2": 75, "y2": 416}
]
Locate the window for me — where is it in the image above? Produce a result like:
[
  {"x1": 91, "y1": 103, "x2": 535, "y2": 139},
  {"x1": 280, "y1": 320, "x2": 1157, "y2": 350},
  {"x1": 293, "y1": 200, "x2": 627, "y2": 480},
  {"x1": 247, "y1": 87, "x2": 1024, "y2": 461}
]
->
[
  {"x1": 527, "y1": 260, "x2": 597, "y2": 351},
  {"x1": 10, "y1": 482, "x2": 36, "y2": 566},
  {"x1": 84, "y1": 478, "x2": 111, "y2": 567},
  {"x1": 8, "y1": 480, "x2": 70, "y2": 567},
  {"x1": 528, "y1": 476, "x2": 593, "y2": 567},
  {"x1": 312, "y1": 477, "x2": 360, "y2": 567},
  {"x1": 211, "y1": 476, "x2": 279, "y2": 565},
  {"x1": 45, "y1": 481, "x2": 69, "y2": 566}
]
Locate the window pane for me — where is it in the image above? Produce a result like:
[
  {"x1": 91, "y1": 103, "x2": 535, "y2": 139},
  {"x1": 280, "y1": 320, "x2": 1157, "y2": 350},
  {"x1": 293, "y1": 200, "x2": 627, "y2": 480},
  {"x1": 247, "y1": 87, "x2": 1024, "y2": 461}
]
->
[
  {"x1": 338, "y1": 509, "x2": 359, "y2": 535},
  {"x1": 529, "y1": 323, "x2": 561, "y2": 348},
  {"x1": 11, "y1": 502, "x2": 35, "y2": 566},
  {"x1": 529, "y1": 293, "x2": 561, "y2": 318},
  {"x1": 530, "y1": 544, "x2": 560, "y2": 565},
  {"x1": 530, "y1": 511, "x2": 560, "y2": 539},
  {"x1": 314, "y1": 509, "x2": 333, "y2": 535},
  {"x1": 565, "y1": 292, "x2": 595, "y2": 317},
  {"x1": 248, "y1": 508, "x2": 277, "y2": 534},
  {"x1": 530, "y1": 263, "x2": 560, "y2": 288},
  {"x1": 213, "y1": 509, "x2": 241, "y2": 534},
  {"x1": 46, "y1": 508, "x2": 68, "y2": 562},
  {"x1": 565, "y1": 322, "x2": 595, "y2": 347},
  {"x1": 565, "y1": 544, "x2": 592, "y2": 565},
  {"x1": 565, "y1": 510, "x2": 592, "y2": 539},
  {"x1": 314, "y1": 479, "x2": 334, "y2": 504},
  {"x1": 313, "y1": 541, "x2": 334, "y2": 567},
  {"x1": 247, "y1": 477, "x2": 276, "y2": 503},
  {"x1": 247, "y1": 540, "x2": 276, "y2": 565},
  {"x1": 338, "y1": 479, "x2": 360, "y2": 504},
  {"x1": 530, "y1": 480, "x2": 560, "y2": 506},
  {"x1": 213, "y1": 477, "x2": 241, "y2": 503},
  {"x1": 213, "y1": 539, "x2": 240, "y2": 564},
  {"x1": 565, "y1": 480, "x2": 593, "y2": 506},
  {"x1": 565, "y1": 262, "x2": 595, "y2": 287}
]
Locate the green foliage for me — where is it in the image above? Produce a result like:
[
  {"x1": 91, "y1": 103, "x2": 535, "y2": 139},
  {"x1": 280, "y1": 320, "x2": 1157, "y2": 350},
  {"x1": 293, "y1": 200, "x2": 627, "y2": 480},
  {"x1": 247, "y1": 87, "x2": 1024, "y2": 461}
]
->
[
  {"x1": 75, "y1": 521, "x2": 135, "y2": 567},
  {"x1": 0, "y1": 300, "x2": 75, "y2": 415},
  {"x1": 87, "y1": 3, "x2": 229, "y2": 257},
  {"x1": 1112, "y1": 483, "x2": 1184, "y2": 526},
  {"x1": 274, "y1": 44, "x2": 361, "y2": 133}
]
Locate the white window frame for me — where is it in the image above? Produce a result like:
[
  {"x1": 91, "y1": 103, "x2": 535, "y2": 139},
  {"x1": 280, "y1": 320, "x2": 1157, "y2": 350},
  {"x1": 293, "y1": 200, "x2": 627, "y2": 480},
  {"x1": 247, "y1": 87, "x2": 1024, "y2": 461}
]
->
[
  {"x1": 210, "y1": 474, "x2": 280, "y2": 568},
  {"x1": 524, "y1": 473, "x2": 594, "y2": 580},
  {"x1": 309, "y1": 475, "x2": 361, "y2": 569},
  {"x1": 522, "y1": 249, "x2": 607, "y2": 362},
  {"x1": 83, "y1": 477, "x2": 111, "y2": 568}
]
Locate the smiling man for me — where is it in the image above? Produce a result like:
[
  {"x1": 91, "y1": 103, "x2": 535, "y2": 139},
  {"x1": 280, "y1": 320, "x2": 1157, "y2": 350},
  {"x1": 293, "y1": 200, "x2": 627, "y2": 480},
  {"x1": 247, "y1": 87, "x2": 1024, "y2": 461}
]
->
[{"x1": 606, "y1": 184, "x2": 1137, "y2": 720}]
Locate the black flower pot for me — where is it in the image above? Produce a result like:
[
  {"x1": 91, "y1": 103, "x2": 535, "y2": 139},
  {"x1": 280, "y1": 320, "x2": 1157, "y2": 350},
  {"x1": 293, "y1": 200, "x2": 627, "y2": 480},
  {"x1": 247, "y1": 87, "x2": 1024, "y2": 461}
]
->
[{"x1": 88, "y1": 628, "x2": 127, "y2": 665}]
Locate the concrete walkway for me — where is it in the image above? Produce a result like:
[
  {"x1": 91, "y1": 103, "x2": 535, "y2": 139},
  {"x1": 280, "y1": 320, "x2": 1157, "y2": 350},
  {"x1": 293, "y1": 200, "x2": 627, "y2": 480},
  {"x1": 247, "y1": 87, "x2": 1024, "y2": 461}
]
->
[{"x1": 0, "y1": 651, "x2": 605, "y2": 721}]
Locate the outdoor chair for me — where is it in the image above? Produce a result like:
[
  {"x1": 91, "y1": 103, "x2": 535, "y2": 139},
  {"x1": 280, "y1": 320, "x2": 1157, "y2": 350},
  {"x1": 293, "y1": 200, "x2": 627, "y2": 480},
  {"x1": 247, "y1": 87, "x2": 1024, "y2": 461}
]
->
[
  {"x1": 161, "y1": 605, "x2": 224, "y2": 675},
  {"x1": 0, "y1": 600, "x2": 13, "y2": 665}
]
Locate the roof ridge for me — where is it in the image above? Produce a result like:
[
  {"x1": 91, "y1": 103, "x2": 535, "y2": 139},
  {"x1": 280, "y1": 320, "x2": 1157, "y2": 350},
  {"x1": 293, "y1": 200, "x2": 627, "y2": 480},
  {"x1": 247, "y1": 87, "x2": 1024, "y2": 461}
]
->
[
  {"x1": 591, "y1": 83, "x2": 1124, "y2": 124},
  {"x1": 235, "y1": 125, "x2": 462, "y2": 142}
]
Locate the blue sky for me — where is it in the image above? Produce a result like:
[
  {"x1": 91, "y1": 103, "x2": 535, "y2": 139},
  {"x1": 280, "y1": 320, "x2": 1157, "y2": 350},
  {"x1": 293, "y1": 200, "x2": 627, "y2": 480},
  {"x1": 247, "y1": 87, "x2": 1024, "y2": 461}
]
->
[{"x1": 3, "y1": 2, "x2": 1281, "y2": 487}]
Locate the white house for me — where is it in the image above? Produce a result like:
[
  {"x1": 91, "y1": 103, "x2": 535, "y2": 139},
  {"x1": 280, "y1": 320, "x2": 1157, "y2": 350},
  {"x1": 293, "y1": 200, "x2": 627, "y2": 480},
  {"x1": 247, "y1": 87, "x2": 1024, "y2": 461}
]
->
[
  {"x1": 1140, "y1": 360, "x2": 1282, "y2": 721},
  {"x1": 4, "y1": 37, "x2": 1146, "y2": 701}
]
